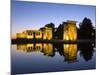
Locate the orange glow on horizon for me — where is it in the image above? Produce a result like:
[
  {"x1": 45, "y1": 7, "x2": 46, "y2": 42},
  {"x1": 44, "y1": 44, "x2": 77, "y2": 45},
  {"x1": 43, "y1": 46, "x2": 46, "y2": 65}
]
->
[{"x1": 11, "y1": 34, "x2": 16, "y2": 39}]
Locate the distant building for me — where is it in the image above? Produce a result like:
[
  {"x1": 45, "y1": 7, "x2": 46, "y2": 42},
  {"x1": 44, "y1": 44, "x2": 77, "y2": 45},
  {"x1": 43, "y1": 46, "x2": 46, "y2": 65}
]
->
[
  {"x1": 25, "y1": 30, "x2": 35, "y2": 39},
  {"x1": 16, "y1": 32, "x2": 26, "y2": 39},
  {"x1": 16, "y1": 20, "x2": 77, "y2": 40},
  {"x1": 16, "y1": 27, "x2": 53, "y2": 40},
  {"x1": 41, "y1": 27, "x2": 53, "y2": 40},
  {"x1": 25, "y1": 30, "x2": 42, "y2": 39},
  {"x1": 63, "y1": 20, "x2": 77, "y2": 41},
  {"x1": 16, "y1": 30, "x2": 34, "y2": 39},
  {"x1": 16, "y1": 30, "x2": 43, "y2": 39},
  {"x1": 34, "y1": 30, "x2": 42, "y2": 39}
]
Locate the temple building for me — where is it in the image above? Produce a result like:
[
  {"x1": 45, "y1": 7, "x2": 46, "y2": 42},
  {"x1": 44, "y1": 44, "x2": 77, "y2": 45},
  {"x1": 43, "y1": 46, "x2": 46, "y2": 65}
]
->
[
  {"x1": 16, "y1": 20, "x2": 77, "y2": 40},
  {"x1": 16, "y1": 30, "x2": 34, "y2": 39},
  {"x1": 35, "y1": 30, "x2": 42, "y2": 39},
  {"x1": 16, "y1": 32, "x2": 26, "y2": 39},
  {"x1": 16, "y1": 30, "x2": 42, "y2": 39},
  {"x1": 25, "y1": 30, "x2": 35, "y2": 39},
  {"x1": 63, "y1": 20, "x2": 77, "y2": 41},
  {"x1": 25, "y1": 30, "x2": 42, "y2": 39},
  {"x1": 16, "y1": 26, "x2": 53, "y2": 40},
  {"x1": 41, "y1": 27, "x2": 53, "y2": 40}
]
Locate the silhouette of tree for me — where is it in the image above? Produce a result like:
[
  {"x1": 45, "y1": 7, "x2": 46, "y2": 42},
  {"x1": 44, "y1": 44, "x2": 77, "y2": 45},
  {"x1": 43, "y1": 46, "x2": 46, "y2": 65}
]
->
[
  {"x1": 56, "y1": 43, "x2": 63, "y2": 56},
  {"x1": 79, "y1": 17, "x2": 95, "y2": 39},
  {"x1": 77, "y1": 28, "x2": 80, "y2": 39},
  {"x1": 56, "y1": 24, "x2": 64, "y2": 39},
  {"x1": 80, "y1": 18, "x2": 93, "y2": 29},
  {"x1": 45, "y1": 23, "x2": 55, "y2": 28},
  {"x1": 79, "y1": 43, "x2": 94, "y2": 61}
]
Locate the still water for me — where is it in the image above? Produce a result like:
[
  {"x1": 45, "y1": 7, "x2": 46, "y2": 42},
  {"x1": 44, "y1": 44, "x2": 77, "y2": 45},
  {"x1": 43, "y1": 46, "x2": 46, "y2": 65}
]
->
[{"x1": 11, "y1": 43, "x2": 96, "y2": 74}]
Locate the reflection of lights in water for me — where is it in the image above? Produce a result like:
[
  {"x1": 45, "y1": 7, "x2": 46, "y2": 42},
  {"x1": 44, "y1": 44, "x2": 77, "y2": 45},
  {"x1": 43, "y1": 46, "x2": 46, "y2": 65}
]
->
[
  {"x1": 35, "y1": 43, "x2": 42, "y2": 51},
  {"x1": 17, "y1": 44, "x2": 34, "y2": 52},
  {"x1": 17, "y1": 44, "x2": 42, "y2": 52},
  {"x1": 63, "y1": 44, "x2": 77, "y2": 62},
  {"x1": 16, "y1": 43, "x2": 53, "y2": 55},
  {"x1": 15, "y1": 42, "x2": 95, "y2": 63},
  {"x1": 26, "y1": 44, "x2": 34, "y2": 52},
  {"x1": 17, "y1": 44, "x2": 26, "y2": 51},
  {"x1": 43, "y1": 43, "x2": 53, "y2": 56}
]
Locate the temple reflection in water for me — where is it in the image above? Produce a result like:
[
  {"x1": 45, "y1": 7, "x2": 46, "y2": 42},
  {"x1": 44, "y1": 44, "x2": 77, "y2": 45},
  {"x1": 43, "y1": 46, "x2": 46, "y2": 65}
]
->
[
  {"x1": 16, "y1": 43, "x2": 94, "y2": 63},
  {"x1": 17, "y1": 43, "x2": 54, "y2": 56},
  {"x1": 63, "y1": 44, "x2": 77, "y2": 63}
]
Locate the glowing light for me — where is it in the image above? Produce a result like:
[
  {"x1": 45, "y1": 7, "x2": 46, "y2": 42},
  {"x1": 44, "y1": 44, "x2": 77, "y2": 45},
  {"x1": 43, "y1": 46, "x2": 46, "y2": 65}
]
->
[{"x1": 63, "y1": 20, "x2": 77, "y2": 41}]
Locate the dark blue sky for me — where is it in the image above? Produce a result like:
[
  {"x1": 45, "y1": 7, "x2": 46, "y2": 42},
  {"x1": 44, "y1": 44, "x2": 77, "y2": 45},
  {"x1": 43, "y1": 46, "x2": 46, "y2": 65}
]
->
[{"x1": 11, "y1": 0, "x2": 96, "y2": 37}]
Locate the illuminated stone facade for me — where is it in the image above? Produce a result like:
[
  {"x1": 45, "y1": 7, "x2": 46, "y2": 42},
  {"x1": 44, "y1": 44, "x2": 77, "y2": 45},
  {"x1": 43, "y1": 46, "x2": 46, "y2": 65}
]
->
[
  {"x1": 16, "y1": 30, "x2": 34, "y2": 39},
  {"x1": 16, "y1": 20, "x2": 77, "y2": 40},
  {"x1": 16, "y1": 30, "x2": 42, "y2": 39},
  {"x1": 63, "y1": 20, "x2": 77, "y2": 41},
  {"x1": 16, "y1": 27, "x2": 53, "y2": 40},
  {"x1": 16, "y1": 32, "x2": 26, "y2": 39},
  {"x1": 25, "y1": 30, "x2": 34, "y2": 39},
  {"x1": 42, "y1": 27, "x2": 53, "y2": 40},
  {"x1": 35, "y1": 30, "x2": 42, "y2": 39}
]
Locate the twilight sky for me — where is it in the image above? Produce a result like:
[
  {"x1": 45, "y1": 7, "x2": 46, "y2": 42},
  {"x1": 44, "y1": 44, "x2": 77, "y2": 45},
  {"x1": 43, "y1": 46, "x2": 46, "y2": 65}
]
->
[{"x1": 11, "y1": 0, "x2": 96, "y2": 38}]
